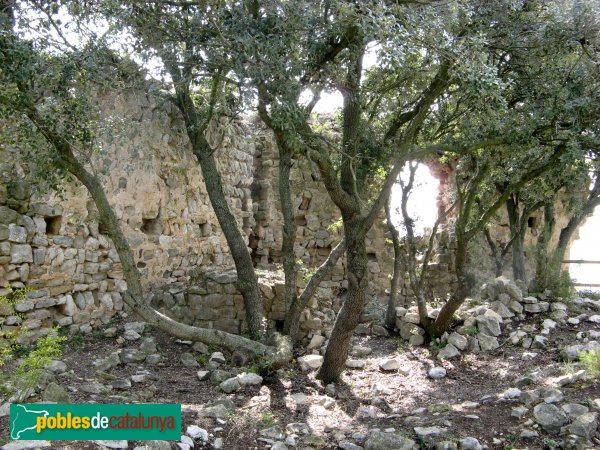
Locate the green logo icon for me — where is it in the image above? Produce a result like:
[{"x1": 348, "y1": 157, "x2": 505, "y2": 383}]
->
[{"x1": 10, "y1": 404, "x2": 181, "y2": 440}]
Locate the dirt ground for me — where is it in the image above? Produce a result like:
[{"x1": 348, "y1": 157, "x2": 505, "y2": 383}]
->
[{"x1": 0, "y1": 312, "x2": 599, "y2": 450}]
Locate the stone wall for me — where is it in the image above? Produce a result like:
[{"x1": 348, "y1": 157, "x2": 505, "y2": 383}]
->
[
  {"x1": 0, "y1": 89, "x2": 257, "y2": 342},
  {"x1": 249, "y1": 130, "x2": 394, "y2": 295}
]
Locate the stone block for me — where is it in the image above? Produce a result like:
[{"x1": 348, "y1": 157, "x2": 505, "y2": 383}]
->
[{"x1": 10, "y1": 244, "x2": 33, "y2": 264}]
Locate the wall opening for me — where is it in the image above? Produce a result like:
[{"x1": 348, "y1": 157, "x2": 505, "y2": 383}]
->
[
  {"x1": 568, "y1": 205, "x2": 600, "y2": 292},
  {"x1": 44, "y1": 216, "x2": 62, "y2": 235},
  {"x1": 527, "y1": 216, "x2": 539, "y2": 228},
  {"x1": 389, "y1": 162, "x2": 440, "y2": 237},
  {"x1": 141, "y1": 218, "x2": 162, "y2": 235}
]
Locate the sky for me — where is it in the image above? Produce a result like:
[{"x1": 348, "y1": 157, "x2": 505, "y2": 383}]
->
[{"x1": 568, "y1": 205, "x2": 600, "y2": 292}]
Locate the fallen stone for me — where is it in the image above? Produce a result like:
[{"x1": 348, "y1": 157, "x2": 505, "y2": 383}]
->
[
  {"x1": 533, "y1": 403, "x2": 568, "y2": 434},
  {"x1": 198, "y1": 403, "x2": 229, "y2": 419},
  {"x1": 477, "y1": 333, "x2": 499, "y2": 351},
  {"x1": 476, "y1": 315, "x2": 501, "y2": 337},
  {"x1": 139, "y1": 337, "x2": 158, "y2": 354},
  {"x1": 1, "y1": 441, "x2": 52, "y2": 450},
  {"x1": 144, "y1": 441, "x2": 171, "y2": 450},
  {"x1": 197, "y1": 370, "x2": 210, "y2": 381},
  {"x1": 93, "y1": 441, "x2": 128, "y2": 449},
  {"x1": 408, "y1": 334, "x2": 425, "y2": 346},
  {"x1": 219, "y1": 377, "x2": 241, "y2": 393},
  {"x1": 511, "y1": 406, "x2": 528, "y2": 418},
  {"x1": 438, "y1": 344, "x2": 460, "y2": 360},
  {"x1": 502, "y1": 388, "x2": 522, "y2": 399},
  {"x1": 120, "y1": 348, "x2": 146, "y2": 364},
  {"x1": 260, "y1": 425, "x2": 285, "y2": 440},
  {"x1": 379, "y1": 358, "x2": 401, "y2": 371},
  {"x1": 539, "y1": 387, "x2": 563, "y2": 404},
  {"x1": 339, "y1": 441, "x2": 363, "y2": 450},
  {"x1": 568, "y1": 412, "x2": 598, "y2": 439},
  {"x1": 372, "y1": 325, "x2": 389, "y2": 337},
  {"x1": 308, "y1": 334, "x2": 326, "y2": 349},
  {"x1": 448, "y1": 332, "x2": 468, "y2": 351},
  {"x1": 181, "y1": 353, "x2": 199, "y2": 368},
  {"x1": 352, "y1": 345, "x2": 372, "y2": 356},
  {"x1": 186, "y1": 425, "x2": 209, "y2": 441},
  {"x1": 435, "y1": 441, "x2": 458, "y2": 450},
  {"x1": 43, "y1": 382, "x2": 69, "y2": 403},
  {"x1": 458, "y1": 437, "x2": 482, "y2": 450},
  {"x1": 124, "y1": 322, "x2": 145, "y2": 334},
  {"x1": 562, "y1": 403, "x2": 589, "y2": 418},
  {"x1": 346, "y1": 359, "x2": 366, "y2": 369},
  {"x1": 237, "y1": 372, "x2": 263, "y2": 386},
  {"x1": 414, "y1": 426, "x2": 448, "y2": 438},
  {"x1": 298, "y1": 355, "x2": 323, "y2": 371},
  {"x1": 371, "y1": 383, "x2": 393, "y2": 396},
  {"x1": 364, "y1": 431, "x2": 416, "y2": 450},
  {"x1": 428, "y1": 367, "x2": 447, "y2": 379},
  {"x1": 209, "y1": 352, "x2": 226, "y2": 365},
  {"x1": 79, "y1": 381, "x2": 110, "y2": 395},
  {"x1": 123, "y1": 329, "x2": 141, "y2": 341}
]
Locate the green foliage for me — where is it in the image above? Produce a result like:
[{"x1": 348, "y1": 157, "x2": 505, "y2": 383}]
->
[
  {"x1": 578, "y1": 348, "x2": 600, "y2": 379},
  {"x1": 578, "y1": 289, "x2": 600, "y2": 301},
  {"x1": 0, "y1": 287, "x2": 66, "y2": 399},
  {"x1": 465, "y1": 326, "x2": 479, "y2": 337},
  {"x1": 249, "y1": 354, "x2": 276, "y2": 377}
]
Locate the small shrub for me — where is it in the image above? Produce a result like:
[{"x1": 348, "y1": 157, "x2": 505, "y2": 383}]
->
[
  {"x1": 577, "y1": 289, "x2": 600, "y2": 301},
  {"x1": 578, "y1": 348, "x2": 600, "y2": 379},
  {"x1": 465, "y1": 326, "x2": 478, "y2": 337},
  {"x1": 0, "y1": 287, "x2": 66, "y2": 400}
]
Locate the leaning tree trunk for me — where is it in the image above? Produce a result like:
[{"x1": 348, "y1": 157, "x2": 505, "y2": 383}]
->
[
  {"x1": 317, "y1": 217, "x2": 368, "y2": 383},
  {"x1": 192, "y1": 144, "x2": 266, "y2": 341}
]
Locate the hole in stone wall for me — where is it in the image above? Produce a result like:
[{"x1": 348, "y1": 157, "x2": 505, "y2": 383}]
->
[
  {"x1": 528, "y1": 216, "x2": 539, "y2": 228},
  {"x1": 274, "y1": 320, "x2": 284, "y2": 331},
  {"x1": 141, "y1": 218, "x2": 162, "y2": 235},
  {"x1": 367, "y1": 252, "x2": 377, "y2": 262},
  {"x1": 298, "y1": 196, "x2": 311, "y2": 210},
  {"x1": 295, "y1": 216, "x2": 307, "y2": 226},
  {"x1": 98, "y1": 218, "x2": 109, "y2": 235},
  {"x1": 44, "y1": 216, "x2": 62, "y2": 235}
]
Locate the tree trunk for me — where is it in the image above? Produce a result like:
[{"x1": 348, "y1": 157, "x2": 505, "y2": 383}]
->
[
  {"x1": 506, "y1": 196, "x2": 526, "y2": 282},
  {"x1": 431, "y1": 233, "x2": 469, "y2": 337},
  {"x1": 317, "y1": 218, "x2": 368, "y2": 383},
  {"x1": 193, "y1": 146, "x2": 266, "y2": 341},
  {"x1": 384, "y1": 197, "x2": 402, "y2": 329},
  {"x1": 277, "y1": 142, "x2": 299, "y2": 336},
  {"x1": 60, "y1": 141, "x2": 288, "y2": 361},
  {"x1": 483, "y1": 228, "x2": 504, "y2": 277},
  {"x1": 534, "y1": 203, "x2": 555, "y2": 291}
]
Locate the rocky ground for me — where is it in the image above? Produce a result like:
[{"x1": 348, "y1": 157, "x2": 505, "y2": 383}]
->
[{"x1": 1, "y1": 288, "x2": 599, "y2": 450}]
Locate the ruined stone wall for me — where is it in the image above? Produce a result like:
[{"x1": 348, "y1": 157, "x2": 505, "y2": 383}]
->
[
  {"x1": 0, "y1": 88, "x2": 256, "y2": 342},
  {"x1": 250, "y1": 130, "x2": 394, "y2": 294}
]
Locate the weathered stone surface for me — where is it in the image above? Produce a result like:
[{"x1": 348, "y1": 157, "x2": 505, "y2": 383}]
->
[
  {"x1": 568, "y1": 412, "x2": 598, "y2": 438},
  {"x1": 533, "y1": 403, "x2": 568, "y2": 434},
  {"x1": 364, "y1": 432, "x2": 416, "y2": 450},
  {"x1": 448, "y1": 332, "x2": 468, "y2": 351},
  {"x1": 298, "y1": 355, "x2": 323, "y2": 371},
  {"x1": 187, "y1": 425, "x2": 209, "y2": 441},
  {"x1": 10, "y1": 244, "x2": 32, "y2": 264},
  {"x1": 428, "y1": 367, "x2": 447, "y2": 379},
  {"x1": 1, "y1": 441, "x2": 52, "y2": 449},
  {"x1": 477, "y1": 333, "x2": 499, "y2": 351},
  {"x1": 219, "y1": 377, "x2": 241, "y2": 393},
  {"x1": 181, "y1": 353, "x2": 199, "y2": 368},
  {"x1": 414, "y1": 426, "x2": 448, "y2": 438},
  {"x1": 43, "y1": 382, "x2": 69, "y2": 403},
  {"x1": 438, "y1": 344, "x2": 460, "y2": 360}
]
